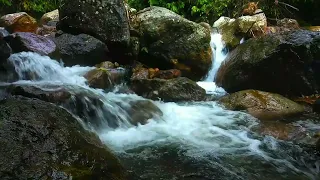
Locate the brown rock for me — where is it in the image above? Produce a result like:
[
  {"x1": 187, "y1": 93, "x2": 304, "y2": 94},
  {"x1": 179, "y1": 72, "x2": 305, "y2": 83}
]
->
[
  {"x1": 96, "y1": 61, "x2": 115, "y2": 69},
  {"x1": 219, "y1": 90, "x2": 305, "y2": 120},
  {"x1": 0, "y1": 12, "x2": 37, "y2": 33},
  {"x1": 156, "y1": 69, "x2": 181, "y2": 79},
  {"x1": 131, "y1": 67, "x2": 149, "y2": 79},
  {"x1": 84, "y1": 68, "x2": 112, "y2": 89}
]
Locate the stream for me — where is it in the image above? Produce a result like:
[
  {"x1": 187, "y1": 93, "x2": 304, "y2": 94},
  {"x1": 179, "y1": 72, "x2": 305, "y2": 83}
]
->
[{"x1": 3, "y1": 32, "x2": 320, "y2": 180}]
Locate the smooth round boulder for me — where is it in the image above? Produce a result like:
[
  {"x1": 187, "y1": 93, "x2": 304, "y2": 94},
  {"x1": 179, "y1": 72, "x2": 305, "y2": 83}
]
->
[
  {"x1": 58, "y1": 0, "x2": 130, "y2": 60},
  {"x1": 132, "y1": 7, "x2": 212, "y2": 80},
  {"x1": 130, "y1": 77, "x2": 206, "y2": 102},
  {"x1": 219, "y1": 90, "x2": 305, "y2": 120},
  {"x1": 0, "y1": 12, "x2": 37, "y2": 33},
  {"x1": 4, "y1": 32, "x2": 58, "y2": 57},
  {"x1": 55, "y1": 33, "x2": 109, "y2": 66},
  {"x1": 0, "y1": 97, "x2": 126, "y2": 179},
  {"x1": 216, "y1": 30, "x2": 320, "y2": 97}
]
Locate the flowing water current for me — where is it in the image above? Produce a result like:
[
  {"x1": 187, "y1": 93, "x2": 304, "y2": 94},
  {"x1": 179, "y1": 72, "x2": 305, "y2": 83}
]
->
[{"x1": 2, "y1": 33, "x2": 320, "y2": 179}]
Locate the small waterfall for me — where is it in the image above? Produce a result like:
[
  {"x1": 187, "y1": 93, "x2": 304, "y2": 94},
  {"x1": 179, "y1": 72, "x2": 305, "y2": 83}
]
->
[{"x1": 197, "y1": 32, "x2": 228, "y2": 95}]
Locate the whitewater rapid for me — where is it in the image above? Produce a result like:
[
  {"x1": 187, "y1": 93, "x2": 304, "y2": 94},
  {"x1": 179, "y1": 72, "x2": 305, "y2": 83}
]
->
[{"x1": 4, "y1": 42, "x2": 319, "y2": 179}]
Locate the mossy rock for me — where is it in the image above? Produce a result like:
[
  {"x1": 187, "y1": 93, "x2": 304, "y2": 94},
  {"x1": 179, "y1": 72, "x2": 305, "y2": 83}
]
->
[
  {"x1": 132, "y1": 6, "x2": 212, "y2": 80},
  {"x1": 216, "y1": 30, "x2": 320, "y2": 97},
  {"x1": 0, "y1": 97, "x2": 126, "y2": 180},
  {"x1": 219, "y1": 90, "x2": 305, "y2": 120}
]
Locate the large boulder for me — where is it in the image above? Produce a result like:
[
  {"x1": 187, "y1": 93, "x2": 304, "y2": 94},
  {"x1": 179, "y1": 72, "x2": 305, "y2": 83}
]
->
[
  {"x1": 132, "y1": 7, "x2": 212, "y2": 80},
  {"x1": 0, "y1": 12, "x2": 37, "y2": 33},
  {"x1": 55, "y1": 33, "x2": 109, "y2": 66},
  {"x1": 216, "y1": 30, "x2": 320, "y2": 97},
  {"x1": 4, "y1": 32, "x2": 58, "y2": 57},
  {"x1": 219, "y1": 90, "x2": 305, "y2": 120},
  {"x1": 130, "y1": 77, "x2": 206, "y2": 102},
  {"x1": 58, "y1": 0, "x2": 130, "y2": 61},
  {"x1": 0, "y1": 97, "x2": 126, "y2": 179}
]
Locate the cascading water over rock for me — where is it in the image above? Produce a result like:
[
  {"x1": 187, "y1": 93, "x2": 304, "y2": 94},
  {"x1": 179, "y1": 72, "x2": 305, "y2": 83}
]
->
[
  {"x1": 2, "y1": 51, "x2": 320, "y2": 180},
  {"x1": 197, "y1": 32, "x2": 227, "y2": 95}
]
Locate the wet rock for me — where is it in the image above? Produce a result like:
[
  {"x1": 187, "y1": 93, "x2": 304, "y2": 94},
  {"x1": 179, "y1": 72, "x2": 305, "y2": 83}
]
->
[
  {"x1": 0, "y1": 39, "x2": 11, "y2": 62},
  {"x1": 219, "y1": 90, "x2": 305, "y2": 120},
  {"x1": 0, "y1": 12, "x2": 37, "y2": 33},
  {"x1": 40, "y1": 9, "x2": 59, "y2": 26},
  {"x1": 254, "y1": 121, "x2": 296, "y2": 140},
  {"x1": 128, "y1": 100, "x2": 163, "y2": 125},
  {"x1": 58, "y1": 0, "x2": 130, "y2": 61},
  {"x1": 4, "y1": 32, "x2": 58, "y2": 57},
  {"x1": 0, "y1": 27, "x2": 9, "y2": 38},
  {"x1": 130, "y1": 77, "x2": 206, "y2": 102},
  {"x1": 6, "y1": 85, "x2": 71, "y2": 103},
  {"x1": 84, "y1": 68, "x2": 113, "y2": 90},
  {"x1": 132, "y1": 6, "x2": 212, "y2": 80},
  {"x1": 55, "y1": 33, "x2": 109, "y2": 66},
  {"x1": 0, "y1": 97, "x2": 126, "y2": 179},
  {"x1": 216, "y1": 30, "x2": 320, "y2": 97}
]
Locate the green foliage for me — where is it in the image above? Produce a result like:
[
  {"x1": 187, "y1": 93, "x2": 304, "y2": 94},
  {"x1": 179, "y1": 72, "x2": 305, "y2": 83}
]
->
[
  {"x1": 128, "y1": 0, "x2": 233, "y2": 22},
  {"x1": 128, "y1": 0, "x2": 317, "y2": 24},
  {"x1": 0, "y1": 0, "x2": 60, "y2": 14}
]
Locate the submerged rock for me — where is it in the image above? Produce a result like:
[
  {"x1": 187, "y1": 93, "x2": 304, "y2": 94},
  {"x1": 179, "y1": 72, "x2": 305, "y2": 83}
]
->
[
  {"x1": 216, "y1": 30, "x2": 320, "y2": 97},
  {"x1": 84, "y1": 68, "x2": 113, "y2": 90},
  {"x1": 132, "y1": 6, "x2": 212, "y2": 80},
  {"x1": 0, "y1": 12, "x2": 37, "y2": 33},
  {"x1": 219, "y1": 90, "x2": 305, "y2": 120},
  {"x1": 55, "y1": 33, "x2": 109, "y2": 66},
  {"x1": 0, "y1": 97, "x2": 126, "y2": 179},
  {"x1": 4, "y1": 32, "x2": 58, "y2": 57},
  {"x1": 130, "y1": 77, "x2": 206, "y2": 102},
  {"x1": 127, "y1": 100, "x2": 163, "y2": 125},
  {"x1": 58, "y1": 0, "x2": 130, "y2": 61}
]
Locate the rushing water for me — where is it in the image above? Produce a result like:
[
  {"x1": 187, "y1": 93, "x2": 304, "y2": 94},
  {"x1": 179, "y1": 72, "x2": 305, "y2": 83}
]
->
[
  {"x1": 197, "y1": 33, "x2": 227, "y2": 95},
  {"x1": 3, "y1": 48, "x2": 320, "y2": 179}
]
